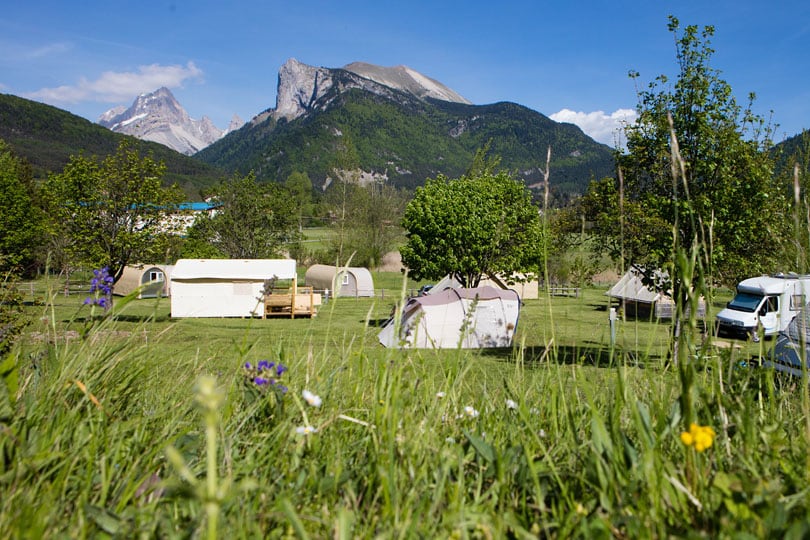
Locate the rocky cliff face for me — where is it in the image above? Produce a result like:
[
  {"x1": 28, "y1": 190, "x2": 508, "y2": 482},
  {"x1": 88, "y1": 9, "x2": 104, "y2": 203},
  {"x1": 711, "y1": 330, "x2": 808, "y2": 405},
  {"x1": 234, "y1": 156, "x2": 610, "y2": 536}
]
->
[
  {"x1": 98, "y1": 87, "x2": 242, "y2": 155},
  {"x1": 343, "y1": 62, "x2": 470, "y2": 104},
  {"x1": 272, "y1": 58, "x2": 469, "y2": 121}
]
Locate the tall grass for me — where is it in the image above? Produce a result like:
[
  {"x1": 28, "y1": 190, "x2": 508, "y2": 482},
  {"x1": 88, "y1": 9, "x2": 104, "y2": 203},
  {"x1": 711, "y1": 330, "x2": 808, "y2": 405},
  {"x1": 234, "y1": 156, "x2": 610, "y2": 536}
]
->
[{"x1": 3, "y1": 222, "x2": 810, "y2": 534}]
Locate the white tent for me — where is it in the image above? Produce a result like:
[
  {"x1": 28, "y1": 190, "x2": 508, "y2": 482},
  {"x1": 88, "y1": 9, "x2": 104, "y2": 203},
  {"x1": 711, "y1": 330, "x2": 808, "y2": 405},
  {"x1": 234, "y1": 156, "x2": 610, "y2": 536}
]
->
[
  {"x1": 304, "y1": 264, "x2": 375, "y2": 297},
  {"x1": 170, "y1": 259, "x2": 297, "y2": 318},
  {"x1": 422, "y1": 273, "x2": 538, "y2": 300},
  {"x1": 114, "y1": 264, "x2": 173, "y2": 298},
  {"x1": 378, "y1": 286, "x2": 520, "y2": 348}
]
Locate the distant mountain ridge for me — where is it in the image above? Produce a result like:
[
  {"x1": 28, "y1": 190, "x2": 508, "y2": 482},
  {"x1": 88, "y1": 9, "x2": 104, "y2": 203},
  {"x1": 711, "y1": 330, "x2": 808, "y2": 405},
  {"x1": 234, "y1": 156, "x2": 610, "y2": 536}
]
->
[
  {"x1": 98, "y1": 87, "x2": 243, "y2": 155},
  {"x1": 197, "y1": 58, "x2": 615, "y2": 199},
  {"x1": 0, "y1": 92, "x2": 224, "y2": 196}
]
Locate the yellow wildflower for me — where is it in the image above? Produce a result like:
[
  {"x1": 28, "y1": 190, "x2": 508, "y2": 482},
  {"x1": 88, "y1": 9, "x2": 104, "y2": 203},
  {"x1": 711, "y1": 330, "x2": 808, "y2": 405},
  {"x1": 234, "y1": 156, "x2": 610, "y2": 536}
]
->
[{"x1": 680, "y1": 423, "x2": 716, "y2": 452}]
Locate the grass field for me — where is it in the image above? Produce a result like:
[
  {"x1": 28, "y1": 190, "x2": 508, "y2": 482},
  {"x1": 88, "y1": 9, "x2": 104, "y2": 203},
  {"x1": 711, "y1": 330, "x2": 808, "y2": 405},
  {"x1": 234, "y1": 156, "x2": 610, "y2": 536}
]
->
[{"x1": 2, "y1": 273, "x2": 808, "y2": 538}]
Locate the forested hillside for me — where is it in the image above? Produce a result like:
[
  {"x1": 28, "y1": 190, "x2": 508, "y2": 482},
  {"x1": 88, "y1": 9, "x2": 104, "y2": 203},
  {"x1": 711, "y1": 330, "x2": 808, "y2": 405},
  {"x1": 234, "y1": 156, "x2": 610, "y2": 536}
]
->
[
  {"x1": 0, "y1": 93, "x2": 225, "y2": 196},
  {"x1": 197, "y1": 88, "x2": 615, "y2": 201}
]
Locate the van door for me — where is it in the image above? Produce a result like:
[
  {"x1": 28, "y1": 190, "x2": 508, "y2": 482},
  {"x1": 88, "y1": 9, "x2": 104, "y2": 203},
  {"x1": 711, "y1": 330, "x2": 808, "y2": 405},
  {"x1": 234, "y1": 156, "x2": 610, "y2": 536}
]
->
[{"x1": 759, "y1": 295, "x2": 780, "y2": 334}]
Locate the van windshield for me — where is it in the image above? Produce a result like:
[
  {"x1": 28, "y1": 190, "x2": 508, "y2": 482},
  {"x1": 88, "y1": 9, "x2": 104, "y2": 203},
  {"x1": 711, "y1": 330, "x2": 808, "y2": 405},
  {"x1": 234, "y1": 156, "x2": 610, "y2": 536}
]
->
[{"x1": 727, "y1": 292, "x2": 763, "y2": 313}]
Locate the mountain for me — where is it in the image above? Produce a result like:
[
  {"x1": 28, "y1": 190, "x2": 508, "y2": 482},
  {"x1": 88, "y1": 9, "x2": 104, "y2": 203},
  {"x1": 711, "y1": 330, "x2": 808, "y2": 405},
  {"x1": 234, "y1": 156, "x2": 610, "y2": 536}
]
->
[
  {"x1": 0, "y1": 92, "x2": 225, "y2": 196},
  {"x1": 196, "y1": 58, "x2": 615, "y2": 200},
  {"x1": 98, "y1": 87, "x2": 241, "y2": 155}
]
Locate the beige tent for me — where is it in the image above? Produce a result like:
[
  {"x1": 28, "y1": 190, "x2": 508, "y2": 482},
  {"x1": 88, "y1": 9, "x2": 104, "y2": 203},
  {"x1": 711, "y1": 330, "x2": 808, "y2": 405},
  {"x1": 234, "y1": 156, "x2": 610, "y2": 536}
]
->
[
  {"x1": 113, "y1": 264, "x2": 172, "y2": 298},
  {"x1": 305, "y1": 264, "x2": 375, "y2": 297},
  {"x1": 607, "y1": 265, "x2": 705, "y2": 319}
]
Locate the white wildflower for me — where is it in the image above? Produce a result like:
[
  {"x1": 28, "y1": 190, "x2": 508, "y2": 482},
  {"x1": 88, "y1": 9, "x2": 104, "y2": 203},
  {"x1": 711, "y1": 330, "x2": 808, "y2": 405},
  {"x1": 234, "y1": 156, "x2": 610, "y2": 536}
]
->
[
  {"x1": 463, "y1": 406, "x2": 480, "y2": 418},
  {"x1": 436, "y1": 391, "x2": 446, "y2": 399},
  {"x1": 302, "y1": 389, "x2": 322, "y2": 407},
  {"x1": 295, "y1": 425, "x2": 317, "y2": 435},
  {"x1": 505, "y1": 399, "x2": 518, "y2": 410}
]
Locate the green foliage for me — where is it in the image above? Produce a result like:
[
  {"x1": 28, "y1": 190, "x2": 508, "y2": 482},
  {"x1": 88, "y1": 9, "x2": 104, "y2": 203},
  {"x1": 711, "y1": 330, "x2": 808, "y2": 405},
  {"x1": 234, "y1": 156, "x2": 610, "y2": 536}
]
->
[
  {"x1": 583, "y1": 17, "x2": 788, "y2": 289},
  {"x1": 773, "y1": 130, "x2": 810, "y2": 273},
  {"x1": 321, "y1": 181, "x2": 406, "y2": 268},
  {"x1": 187, "y1": 172, "x2": 301, "y2": 259},
  {"x1": 43, "y1": 140, "x2": 185, "y2": 282},
  {"x1": 401, "y1": 164, "x2": 545, "y2": 286},
  {"x1": 0, "y1": 139, "x2": 45, "y2": 274},
  {"x1": 0, "y1": 93, "x2": 225, "y2": 196}
]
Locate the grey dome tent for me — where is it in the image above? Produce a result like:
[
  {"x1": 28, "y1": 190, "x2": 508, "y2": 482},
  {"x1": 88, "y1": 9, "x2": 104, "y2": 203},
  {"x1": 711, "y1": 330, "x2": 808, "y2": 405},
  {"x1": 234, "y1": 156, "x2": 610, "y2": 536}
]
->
[{"x1": 305, "y1": 264, "x2": 374, "y2": 297}]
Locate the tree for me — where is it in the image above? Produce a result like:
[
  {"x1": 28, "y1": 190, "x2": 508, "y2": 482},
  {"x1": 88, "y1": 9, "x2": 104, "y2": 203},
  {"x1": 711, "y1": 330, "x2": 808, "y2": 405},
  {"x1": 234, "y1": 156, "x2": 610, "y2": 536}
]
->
[
  {"x1": 583, "y1": 17, "x2": 787, "y2": 290},
  {"x1": 400, "y1": 167, "x2": 544, "y2": 287},
  {"x1": 323, "y1": 182, "x2": 406, "y2": 268},
  {"x1": 284, "y1": 170, "x2": 313, "y2": 231},
  {"x1": 0, "y1": 139, "x2": 44, "y2": 274},
  {"x1": 44, "y1": 140, "x2": 184, "y2": 284},
  {"x1": 188, "y1": 172, "x2": 301, "y2": 259}
]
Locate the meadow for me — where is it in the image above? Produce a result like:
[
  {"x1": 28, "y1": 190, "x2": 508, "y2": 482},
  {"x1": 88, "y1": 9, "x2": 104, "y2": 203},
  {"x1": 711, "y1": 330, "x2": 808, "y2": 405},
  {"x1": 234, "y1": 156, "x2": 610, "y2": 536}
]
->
[{"x1": 2, "y1": 272, "x2": 809, "y2": 538}]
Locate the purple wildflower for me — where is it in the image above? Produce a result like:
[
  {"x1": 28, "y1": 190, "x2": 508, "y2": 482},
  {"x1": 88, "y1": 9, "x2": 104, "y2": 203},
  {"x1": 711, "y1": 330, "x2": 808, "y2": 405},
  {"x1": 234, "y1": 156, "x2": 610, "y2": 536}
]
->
[
  {"x1": 254, "y1": 377, "x2": 269, "y2": 386},
  {"x1": 84, "y1": 266, "x2": 114, "y2": 311}
]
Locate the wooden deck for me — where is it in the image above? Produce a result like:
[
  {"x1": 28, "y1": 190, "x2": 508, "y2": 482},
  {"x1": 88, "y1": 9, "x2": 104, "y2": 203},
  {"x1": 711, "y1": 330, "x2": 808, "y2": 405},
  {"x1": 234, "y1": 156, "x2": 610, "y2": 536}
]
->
[{"x1": 264, "y1": 286, "x2": 321, "y2": 318}]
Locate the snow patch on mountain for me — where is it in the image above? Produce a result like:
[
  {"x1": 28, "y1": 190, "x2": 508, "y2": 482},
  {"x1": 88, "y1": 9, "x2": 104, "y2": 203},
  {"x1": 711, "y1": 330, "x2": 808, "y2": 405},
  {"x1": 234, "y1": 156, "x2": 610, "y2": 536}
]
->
[{"x1": 98, "y1": 87, "x2": 242, "y2": 154}]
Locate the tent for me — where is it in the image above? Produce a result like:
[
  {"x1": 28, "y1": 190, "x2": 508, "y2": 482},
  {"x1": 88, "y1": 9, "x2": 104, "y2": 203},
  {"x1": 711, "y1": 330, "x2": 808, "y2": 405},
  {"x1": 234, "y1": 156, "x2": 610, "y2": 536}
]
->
[
  {"x1": 378, "y1": 286, "x2": 520, "y2": 348},
  {"x1": 422, "y1": 273, "x2": 538, "y2": 300},
  {"x1": 114, "y1": 264, "x2": 172, "y2": 298},
  {"x1": 305, "y1": 264, "x2": 375, "y2": 297},
  {"x1": 607, "y1": 265, "x2": 705, "y2": 318},
  {"x1": 170, "y1": 259, "x2": 297, "y2": 318}
]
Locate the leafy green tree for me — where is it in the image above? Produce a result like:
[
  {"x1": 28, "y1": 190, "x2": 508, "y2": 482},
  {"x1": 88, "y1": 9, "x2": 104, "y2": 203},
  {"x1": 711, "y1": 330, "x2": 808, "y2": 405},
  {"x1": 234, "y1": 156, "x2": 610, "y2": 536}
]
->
[
  {"x1": 323, "y1": 182, "x2": 406, "y2": 268},
  {"x1": 0, "y1": 139, "x2": 44, "y2": 274},
  {"x1": 583, "y1": 17, "x2": 787, "y2": 290},
  {"x1": 285, "y1": 170, "x2": 314, "y2": 230},
  {"x1": 400, "y1": 168, "x2": 544, "y2": 287},
  {"x1": 44, "y1": 140, "x2": 184, "y2": 284},
  {"x1": 188, "y1": 172, "x2": 301, "y2": 259}
]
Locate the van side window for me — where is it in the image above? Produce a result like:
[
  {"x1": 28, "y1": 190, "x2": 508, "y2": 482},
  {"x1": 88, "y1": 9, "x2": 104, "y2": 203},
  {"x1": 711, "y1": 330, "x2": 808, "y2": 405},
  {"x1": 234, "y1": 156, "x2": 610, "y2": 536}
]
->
[
  {"x1": 791, "y1": 294, "x2": 806, "y2": 310},
  {"x1": 766, "y1": 296, "x2": 779, "y2": 313}
]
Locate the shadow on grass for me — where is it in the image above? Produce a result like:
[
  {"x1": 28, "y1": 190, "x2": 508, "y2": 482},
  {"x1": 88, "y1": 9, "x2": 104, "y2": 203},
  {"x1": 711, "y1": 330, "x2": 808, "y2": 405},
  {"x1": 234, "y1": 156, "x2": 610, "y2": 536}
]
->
[
  {"x1": 66, "y1": 313, "x2": 172, "y2": 324},
  {"x1": 483, "y1": 343, "x2": 664, "y2": 369}
]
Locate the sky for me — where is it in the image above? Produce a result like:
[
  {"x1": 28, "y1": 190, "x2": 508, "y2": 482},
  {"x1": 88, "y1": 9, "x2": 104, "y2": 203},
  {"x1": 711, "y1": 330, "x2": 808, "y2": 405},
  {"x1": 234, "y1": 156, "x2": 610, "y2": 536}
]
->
[{"x1": 1, "y1": 1, "x2": 809, "y2": 147}]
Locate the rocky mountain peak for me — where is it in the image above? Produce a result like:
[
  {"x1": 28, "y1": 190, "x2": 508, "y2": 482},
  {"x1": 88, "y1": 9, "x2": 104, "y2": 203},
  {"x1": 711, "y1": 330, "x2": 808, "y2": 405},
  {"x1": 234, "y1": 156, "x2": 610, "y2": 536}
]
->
[
  {"x1": 271, "y1": 58, "x2": 470, "y2": 122},
  {"x1": 98, "y1": 87, "x2": 228, "y2": 155},
  {"x1": 343, "y1": 62, "x2": 471, "y2": 104}
]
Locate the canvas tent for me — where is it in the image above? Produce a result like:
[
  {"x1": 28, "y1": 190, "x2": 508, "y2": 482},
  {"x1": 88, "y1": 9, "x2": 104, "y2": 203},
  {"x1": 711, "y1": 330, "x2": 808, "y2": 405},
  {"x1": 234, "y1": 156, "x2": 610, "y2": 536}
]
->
[
  {"x1": 114, "y1": 264, "x2": 172, "y2": 298},
  {"x1": 378, "y1": 286, "x2": 520, "y2": 348},
  {"x1": 607, "y1": 265, "x2": 705, "y2": 318},
  {"x1": 305, "y1": 264, "x2": 375, "y2": 297},
  {"x1": 423, "y1": 273, "x2": 538, "y2": 300},
  {"x1": 170, "y1": 259, "x2": 297, "y2": 318}
]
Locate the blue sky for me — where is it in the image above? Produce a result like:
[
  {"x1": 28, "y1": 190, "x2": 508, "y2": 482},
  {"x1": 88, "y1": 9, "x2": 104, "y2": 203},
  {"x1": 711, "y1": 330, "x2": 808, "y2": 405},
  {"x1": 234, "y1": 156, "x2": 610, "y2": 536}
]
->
[{"x1": 1, "y1": 1, "x2": 809, "y2": 146}]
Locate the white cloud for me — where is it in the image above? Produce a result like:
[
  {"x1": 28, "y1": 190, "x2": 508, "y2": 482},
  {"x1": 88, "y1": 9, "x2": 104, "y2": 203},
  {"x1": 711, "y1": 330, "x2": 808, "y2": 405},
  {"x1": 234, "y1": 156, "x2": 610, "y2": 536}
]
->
[
  {"x1": 25, "y1": 61, "x2": 203, "y2": 104},
  {"x1": 550, "y1": 108, "x2": 637, "y2": 147}
]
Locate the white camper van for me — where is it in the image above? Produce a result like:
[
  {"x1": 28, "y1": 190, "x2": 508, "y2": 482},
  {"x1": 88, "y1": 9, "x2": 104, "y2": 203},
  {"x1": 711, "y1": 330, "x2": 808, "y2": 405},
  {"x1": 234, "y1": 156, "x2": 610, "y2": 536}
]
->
[{"x1": 716, "y1": 274, "x2": 810, "y2": 339}]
